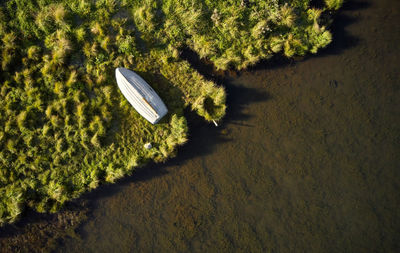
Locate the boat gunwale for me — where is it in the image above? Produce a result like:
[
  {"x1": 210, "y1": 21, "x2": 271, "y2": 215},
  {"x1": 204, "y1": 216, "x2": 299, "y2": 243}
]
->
[{"x1": 116, "y1": 68, "x2": 168, "y2": 124}]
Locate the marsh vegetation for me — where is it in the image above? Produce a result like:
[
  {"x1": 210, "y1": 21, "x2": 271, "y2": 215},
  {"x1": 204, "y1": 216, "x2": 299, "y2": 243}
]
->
[{"x1": 0, "y1": 0, "x2": 341, "y2": 225}]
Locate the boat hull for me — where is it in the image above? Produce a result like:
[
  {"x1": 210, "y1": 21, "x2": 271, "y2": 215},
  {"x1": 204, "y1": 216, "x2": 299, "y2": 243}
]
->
[{"x1": 115, "y1": 68, "x2": 168, "y2": 124}]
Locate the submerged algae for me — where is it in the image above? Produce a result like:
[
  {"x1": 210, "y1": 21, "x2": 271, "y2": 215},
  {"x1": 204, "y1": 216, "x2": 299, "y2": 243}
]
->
[{"x1": 0, "y1": 0, "x2": 340, "y2": 225}]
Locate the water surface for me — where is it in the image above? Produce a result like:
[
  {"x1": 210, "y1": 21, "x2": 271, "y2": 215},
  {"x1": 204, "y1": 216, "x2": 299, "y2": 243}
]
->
[{"x1": 61, "y1": 0, "x2": 399, "y2": 252}]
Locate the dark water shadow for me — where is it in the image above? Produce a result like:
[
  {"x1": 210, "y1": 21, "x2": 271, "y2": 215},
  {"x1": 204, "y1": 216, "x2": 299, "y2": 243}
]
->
[
  {"x1": 223, "y1": 82, "x2": 271, "y2": 126},
  {"x1": 180, "y1": 48, "x2": 271, "y2": 125},
  {"x1": 0, "y1": 210, "x2": 52, "y2": 239},
  {"x1": 316, "y1": 0, "x2": 371, "y2": 56}
]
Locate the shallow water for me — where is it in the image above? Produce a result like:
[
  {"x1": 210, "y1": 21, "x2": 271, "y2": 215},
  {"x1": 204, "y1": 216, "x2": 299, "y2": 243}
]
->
[{"x1": 61, "y1": 0, "x2": 399, "y2": 252}]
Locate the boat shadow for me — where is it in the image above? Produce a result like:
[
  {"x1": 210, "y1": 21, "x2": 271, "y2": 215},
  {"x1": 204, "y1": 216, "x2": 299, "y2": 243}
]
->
[{"x1": 134, "y1": 71, "x2": 186, "y2": 118}]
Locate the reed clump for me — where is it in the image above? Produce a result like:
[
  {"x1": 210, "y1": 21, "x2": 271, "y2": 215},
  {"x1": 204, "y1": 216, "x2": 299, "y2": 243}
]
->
[
  {"x1": 0, "y1": 0, "x2": 341, "y2": 225},
  {"x1": 324, "y1": 0, "x2": 344, "y2": 11}
]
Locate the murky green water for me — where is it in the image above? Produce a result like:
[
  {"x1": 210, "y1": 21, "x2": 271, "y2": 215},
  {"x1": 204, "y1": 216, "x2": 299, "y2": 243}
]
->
[{"x1": 60, "y1": 0, "x2": 399, "y2": 252}]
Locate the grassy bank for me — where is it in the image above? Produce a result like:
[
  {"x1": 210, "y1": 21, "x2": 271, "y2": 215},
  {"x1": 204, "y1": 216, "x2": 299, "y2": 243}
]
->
[{"x1": 0, "y1": 0, "x2": 341, "y2": 225}]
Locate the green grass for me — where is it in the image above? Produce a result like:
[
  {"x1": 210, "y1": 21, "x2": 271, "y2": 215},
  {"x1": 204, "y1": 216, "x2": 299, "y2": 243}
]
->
[
  {"x1": 325, "y1": 0, "x2": 344, "y2": 11},
  {"x1": 0, "y1": 0, "x2": 340, "y2": 225}
]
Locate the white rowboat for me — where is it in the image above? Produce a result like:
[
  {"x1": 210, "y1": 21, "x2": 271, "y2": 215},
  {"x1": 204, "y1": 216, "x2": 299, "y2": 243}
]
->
[{"x1": 115, "y1": 67, "x2": 168, "y2": 124}]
